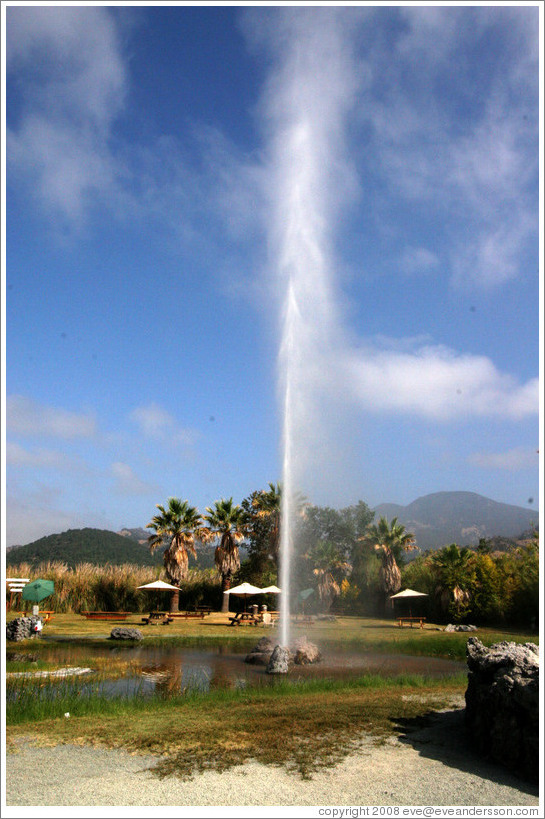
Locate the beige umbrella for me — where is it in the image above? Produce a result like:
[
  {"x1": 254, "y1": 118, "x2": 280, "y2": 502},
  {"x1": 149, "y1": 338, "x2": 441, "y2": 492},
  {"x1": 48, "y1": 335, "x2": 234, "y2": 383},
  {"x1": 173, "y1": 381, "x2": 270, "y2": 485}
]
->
[
  {"x1": 389, "y1": 588, "x2": 428, "y2": 617},
  {"x1": 260, "y1": 585, "x2": 281, "y2": 594},
  {"x1": 137, "y1": 580, "x2": 182, "y2": 591},
  {"x1": 137, "y1": 579, "x2": 182, "y2": 614},
  {"x1": 223, "y1": 582, "x2": 263, "y2": 612}
]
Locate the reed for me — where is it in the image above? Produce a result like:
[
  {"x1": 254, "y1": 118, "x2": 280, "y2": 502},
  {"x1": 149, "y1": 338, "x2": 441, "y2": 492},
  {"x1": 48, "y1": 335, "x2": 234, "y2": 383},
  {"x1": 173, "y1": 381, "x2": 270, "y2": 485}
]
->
[{"x1": 7, "y1": 562, "x2": 220, "y2": 613}]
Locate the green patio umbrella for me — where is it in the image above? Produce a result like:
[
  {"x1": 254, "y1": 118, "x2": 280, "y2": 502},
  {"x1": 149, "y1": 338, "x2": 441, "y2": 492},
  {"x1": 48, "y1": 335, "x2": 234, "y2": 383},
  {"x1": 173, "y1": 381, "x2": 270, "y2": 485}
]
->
[{"x1": 22, "y1": 579, "x2": 55, "y2": 611}]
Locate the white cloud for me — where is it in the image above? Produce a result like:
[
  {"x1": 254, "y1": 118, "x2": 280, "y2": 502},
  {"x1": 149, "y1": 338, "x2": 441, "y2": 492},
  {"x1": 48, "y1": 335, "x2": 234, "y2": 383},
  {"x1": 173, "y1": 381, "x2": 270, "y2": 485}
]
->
[
  {"x1": 7, "y1": 5, "x2": 126, "y2": 226},
  {"x1": 399, "y1": 247, "x2": 440, "y2": 277},
  {"x1": 129, "y1": 403, "x2": 197, "y2": 448},
  {"x1": 468, "y1": 447, "x2": 538, "y2": 471},
  {"x1": 365, "y1": 8, "x2": 538, "y2": 289},
  {"x1": 345, "y1": 343, "x2": 538, "y2": 422},
  {"x1": 110, "y1": 462, "x2": 156, "y2": 496},
  {"x1": 6, "y1": 441, "x2": 82, "y2": 471},
  {"x1": 7, "y1": 395, "x2": 97, "y2": 439}
]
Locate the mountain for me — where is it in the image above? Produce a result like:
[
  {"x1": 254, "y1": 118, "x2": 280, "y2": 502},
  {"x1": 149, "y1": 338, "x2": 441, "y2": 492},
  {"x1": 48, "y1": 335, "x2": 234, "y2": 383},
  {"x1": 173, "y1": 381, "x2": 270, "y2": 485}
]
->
[
  {"x1": 373, "y1": 491, "x2": 538, "y2": 551},
  {"x1": 118, "y1": 527, "x2": 150, "y2": 543},
  {"x1": 5, "y1": 526, "x2": 231, "y2": 570},
  {"x1": 6, "y1": 528, "x2": 164, "y2": 569}
]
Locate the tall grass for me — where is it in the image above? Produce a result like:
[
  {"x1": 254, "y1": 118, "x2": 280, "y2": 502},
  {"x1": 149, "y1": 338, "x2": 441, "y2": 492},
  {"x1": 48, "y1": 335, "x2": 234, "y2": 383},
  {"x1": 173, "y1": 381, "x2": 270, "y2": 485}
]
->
[
  {"x1": 7, "y1": 562, "x2": 221, "y2": 613},
  {"x1": 6, "y1": 667, "x2": 467, "y2": 725}
]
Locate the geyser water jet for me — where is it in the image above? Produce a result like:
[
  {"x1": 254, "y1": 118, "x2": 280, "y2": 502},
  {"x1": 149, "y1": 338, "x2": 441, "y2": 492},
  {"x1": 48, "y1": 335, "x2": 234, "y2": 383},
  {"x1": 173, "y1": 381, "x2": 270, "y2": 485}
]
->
[{"x1": 265, "y1": 12, "x2": 359, "y2": 649}]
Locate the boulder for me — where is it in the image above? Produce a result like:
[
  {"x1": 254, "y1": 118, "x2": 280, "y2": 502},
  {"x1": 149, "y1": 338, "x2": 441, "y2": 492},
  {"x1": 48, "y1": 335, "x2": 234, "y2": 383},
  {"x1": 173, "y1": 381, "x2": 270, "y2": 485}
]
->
[
  {"x1": 266, "y1": 645, "x2": 292, "y2": 674},
  {"x1": 465, "y1": 636, "x2": 539, "y2": 783},
  {"x1": 244, "y1": 652, "x2": 272, "y2": 666},
  {"x1": 293, "y1": 636, "x2": 321, "y2": 665},
  {"x1": 244, "y1": 636, "x2": 275, "y2": 665},
  {"x1": 109, "y1": 627, "x2": 143, "y2": 641},
  {"x1": 6, "y1": 617, "x2": 43, "y2": 642}
]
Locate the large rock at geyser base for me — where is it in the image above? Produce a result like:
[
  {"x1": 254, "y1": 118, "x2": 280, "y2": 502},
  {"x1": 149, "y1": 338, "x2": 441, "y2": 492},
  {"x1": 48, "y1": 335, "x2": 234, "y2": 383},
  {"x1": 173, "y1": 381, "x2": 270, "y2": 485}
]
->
[
  {"x1": 6, "y1": 616, "x2": 43, "y2": 642},
  {"x1": 245, "y1": 637, "x2": 275, "y2": 666},
  {"x1": 293, "y1": 636, "x2": 322, "y2": 665},
  {"x1": 109, "y1": 627, "x2": 143, "y2": 641},
  {"x1": 267, "y1": 645, "x2": 292, "y2": 674},
  {"x1": 245, "y1": 636, "x2": 321, "y2": 669},
  {"x1": 465, "y1": 636, "x2": 539, "y2": 783}
]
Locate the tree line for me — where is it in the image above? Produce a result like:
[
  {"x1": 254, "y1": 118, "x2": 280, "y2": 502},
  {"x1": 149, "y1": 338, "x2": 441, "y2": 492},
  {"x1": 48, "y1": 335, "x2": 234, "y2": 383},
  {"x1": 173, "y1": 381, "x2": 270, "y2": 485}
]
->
[{"x1": 144, "y1": 485, "x2": 539, "y2": 629}]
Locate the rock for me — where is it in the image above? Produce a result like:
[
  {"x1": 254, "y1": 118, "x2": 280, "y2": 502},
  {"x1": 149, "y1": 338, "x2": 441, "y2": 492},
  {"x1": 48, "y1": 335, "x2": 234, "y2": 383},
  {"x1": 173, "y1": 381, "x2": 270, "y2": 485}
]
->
[
  {"x1": 293, "y1": 636, "x2": 321, "y2": 665},
  {"x1": 109, "y1": 627, "x2": 143, "y2": 641},
  {"x1": 465, "y1": 636, "x2": 539, "y2": 783},
  {"x1": 244, "y1": 636, "x2": 275, "y2": 664},
  {"x1": 266, "y1": 644, "x2": 292, "y2": 674},
  {"x1": 444, "y1": 624, "x2": 478, "y2": 632},
  {"x1": 6, "y1": 617, "x2": 43, "y2": 642},
  {"x1": 244, "y1": 652, "x2": 272, "y2": 666},
  {"x1": 246, "y1": 635, "x2": 321, "y2": 670},
  {"x1": 251, "y1": 637, "x2": 275, "y2": 654}
]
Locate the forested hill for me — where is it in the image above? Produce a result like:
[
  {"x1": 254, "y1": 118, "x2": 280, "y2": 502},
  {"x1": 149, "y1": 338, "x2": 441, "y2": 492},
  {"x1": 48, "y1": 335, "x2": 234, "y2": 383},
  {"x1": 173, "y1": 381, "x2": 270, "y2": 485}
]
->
[
  {"x1": 6, "y1": 528, "x2": 163, "y2": 569},
  {"x1": 6, "y1": 527, "x2": 220, "y2": 570}
]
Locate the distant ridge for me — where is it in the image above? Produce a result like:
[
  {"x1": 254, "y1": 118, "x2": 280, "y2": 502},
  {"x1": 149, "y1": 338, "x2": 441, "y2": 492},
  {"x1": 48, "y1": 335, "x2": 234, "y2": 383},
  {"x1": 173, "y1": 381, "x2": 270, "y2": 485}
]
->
[
  {"x1": 373, "y1": 491, "x2": 538, "y2": 551},
  {"x1": 6, "y1": 526, "x2": 222, "y2": 570},
  {"x1": 6, "y1": 492, "x2": 538, "y2": 567},
  {"x1": 6, "y1": 528, "x2": 163, "y2": 569}
]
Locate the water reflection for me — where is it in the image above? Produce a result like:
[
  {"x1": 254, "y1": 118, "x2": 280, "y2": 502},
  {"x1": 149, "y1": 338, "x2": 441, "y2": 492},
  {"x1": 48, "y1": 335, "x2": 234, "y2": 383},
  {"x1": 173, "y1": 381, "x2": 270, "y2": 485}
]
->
[{"x1": 9, "y1": 640, "x2": 464, "y2": 702}]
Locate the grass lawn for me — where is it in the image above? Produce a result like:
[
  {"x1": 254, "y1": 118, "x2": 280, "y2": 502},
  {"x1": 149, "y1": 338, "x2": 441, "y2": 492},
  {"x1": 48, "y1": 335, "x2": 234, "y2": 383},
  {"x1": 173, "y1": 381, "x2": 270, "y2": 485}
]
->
[
  {"x1": 5, "y1": 613, "x2": 537, "y2": 780},
  {"x1": 6, "y1": 610, "x2": 538, "y2": 659}
]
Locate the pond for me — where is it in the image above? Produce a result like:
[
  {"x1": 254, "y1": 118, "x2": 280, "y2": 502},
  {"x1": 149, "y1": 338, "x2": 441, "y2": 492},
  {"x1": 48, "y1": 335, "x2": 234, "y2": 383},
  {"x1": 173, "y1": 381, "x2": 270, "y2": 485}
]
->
[{"x1": 7, "y1": 638, "x2": 465, "y2": 701}]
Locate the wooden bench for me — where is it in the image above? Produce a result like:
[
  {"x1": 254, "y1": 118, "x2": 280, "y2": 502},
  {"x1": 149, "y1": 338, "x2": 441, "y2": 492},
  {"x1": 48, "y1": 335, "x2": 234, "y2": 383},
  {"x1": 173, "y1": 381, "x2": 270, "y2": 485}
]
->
[
  {"x1": 397, "y1": 616, "x2": 426, "y2": 629},
  {"x1": 168, "y1": 611, "x2": 206, "y2": 620},
  {"x1": 81, "y1": 611, "x2": 131, "y2": 620}
]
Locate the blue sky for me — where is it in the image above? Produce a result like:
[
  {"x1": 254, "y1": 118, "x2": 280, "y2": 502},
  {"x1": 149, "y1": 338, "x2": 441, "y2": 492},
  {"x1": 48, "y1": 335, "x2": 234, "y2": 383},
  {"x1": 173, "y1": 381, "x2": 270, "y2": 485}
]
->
[{"x1": 3, "y1": 3, "x2": 541, "y2": 547}]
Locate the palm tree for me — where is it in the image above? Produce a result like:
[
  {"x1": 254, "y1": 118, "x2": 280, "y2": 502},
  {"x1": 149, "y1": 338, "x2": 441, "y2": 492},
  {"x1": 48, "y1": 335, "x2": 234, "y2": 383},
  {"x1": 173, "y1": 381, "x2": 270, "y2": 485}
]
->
[
  {"x1": 249, "y1": 482, "x2": 307, "y2": 568},
  {"x1": 250, "y1": 482, "x2": 282, "y2": 567},
  {"x1": 202, "y1": 498, "x2": 247, "y2": 613},
  {"x1": 430, "y1": 543, "x2": 473, "y2": 619},
  {"x1": 309, "y1": 540, "x2": 351, "y2": 611},
  {"x1": 146, "y1": 497, "x2": 203, "y2": 612},
  {"x1": 362, "y1": 516, "x2": 416, "y2": 611}
]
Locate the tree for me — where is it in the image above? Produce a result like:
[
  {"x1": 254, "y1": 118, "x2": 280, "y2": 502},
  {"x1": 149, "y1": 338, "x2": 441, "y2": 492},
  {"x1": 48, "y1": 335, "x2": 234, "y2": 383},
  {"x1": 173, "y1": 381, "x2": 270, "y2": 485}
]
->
[
  {"x1": 146, "y1": 498, "x2": 203, "y2": 612},
  {"x1": 249, "y1": 482, "x2": 283, "y2": 567},
  {"x1": 430, "y1": 544, "x2": 474, "y2": 621},
  {"x1": 361, "y1": 516, "x2": 416, "y2": 611},
  {"x1": 308, "y1": 540, "x2": 351, "y2": 611},
  {"x1": 202, "y1": 498, "x2": 247, "y2": 613}
]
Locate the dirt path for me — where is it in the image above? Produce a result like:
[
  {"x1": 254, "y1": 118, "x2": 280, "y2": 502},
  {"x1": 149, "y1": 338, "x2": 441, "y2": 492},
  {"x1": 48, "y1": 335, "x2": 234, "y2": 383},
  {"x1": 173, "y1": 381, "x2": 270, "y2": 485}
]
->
[{"x1": 5, "y1": 709, "x2": 540, "y2": 809}]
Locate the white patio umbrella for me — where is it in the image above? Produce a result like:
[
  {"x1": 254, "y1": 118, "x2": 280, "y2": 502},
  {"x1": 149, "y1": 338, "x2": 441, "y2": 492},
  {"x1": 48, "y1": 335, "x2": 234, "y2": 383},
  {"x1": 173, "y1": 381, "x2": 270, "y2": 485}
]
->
[
  {"x1": 260, "y1": 585, "x2": 281, "y2": 594},
  {"x1": 137, "y1": 580, "x2": 182, "y2": 591},
  {"x1": 389, "y1": 588, "x2": 428, "y2": 616},
  {"x1": 223, "y1": 582, "x2": 263, "y2": 611},
  {"x1": 137, "y1": 579, "x2": 182, "y2": 613}
]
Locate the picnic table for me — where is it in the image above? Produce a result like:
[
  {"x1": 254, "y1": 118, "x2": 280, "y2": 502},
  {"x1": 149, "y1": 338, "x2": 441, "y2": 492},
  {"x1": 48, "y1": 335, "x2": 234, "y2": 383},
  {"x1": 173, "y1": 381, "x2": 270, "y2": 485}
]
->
[
  {"x1": 169, "y1": 610, "x2": 207, "y2": 620},
  {"x1": 141, "y1": 611, "x2": 172, "y2": 625},
  {"x1": 228, "y1": 611, "x2": 260, "y2": 627},
  {"x1": 397, "y1": 616, "x2": 426, "y2": 629},
  {"x1": 81, "y1": 611, "x2": 131, "y2": 620}
]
